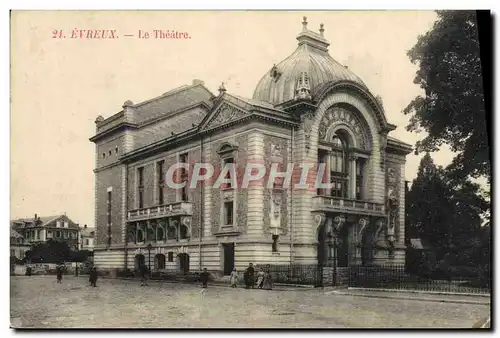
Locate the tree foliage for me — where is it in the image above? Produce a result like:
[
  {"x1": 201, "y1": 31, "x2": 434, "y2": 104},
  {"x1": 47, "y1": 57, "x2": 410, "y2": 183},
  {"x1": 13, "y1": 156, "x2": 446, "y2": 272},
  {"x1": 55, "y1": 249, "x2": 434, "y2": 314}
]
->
[
  {"x1": 25, "y1": 240, "x2": 93, "y2": 264},
  {"x1": 406, "y1": 153, "x2": 489, "y2": 262},
  {"x1": 404, "y1": 11, "x2": 490, "y2": 182}
]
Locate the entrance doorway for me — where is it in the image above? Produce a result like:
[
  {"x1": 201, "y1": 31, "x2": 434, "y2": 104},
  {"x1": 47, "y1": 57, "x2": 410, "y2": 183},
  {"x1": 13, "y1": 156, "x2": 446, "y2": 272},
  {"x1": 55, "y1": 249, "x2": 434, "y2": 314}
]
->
[
  {"x1": 361, "y1": 226, "x2": 374, "y2": 266},
  {"x1": 134, "y1": 254, "x2": 145, "y2": 270},
  {"x1": 178, "y1": 253, "x2": 190, "y2": 274},
  {"x1": 336, "y1": 224, "x2": 349, "y2": 267},
  {"x1": 222, "y1": 243, "x2": 235, "y2": 275},
  {"x1": 317, "y1": 224, "x2": 328, "y2": 266}
]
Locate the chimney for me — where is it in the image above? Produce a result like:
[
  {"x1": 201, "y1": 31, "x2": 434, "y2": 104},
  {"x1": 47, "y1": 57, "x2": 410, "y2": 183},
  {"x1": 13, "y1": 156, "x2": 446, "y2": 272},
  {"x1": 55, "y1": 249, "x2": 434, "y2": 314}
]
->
[
  {"x1": 192, "y1": 79, "x2": 204, "y2": 86},
  {"x1": 84, "y1": 224, "x2": 87, "y2": 229},
  {"x1": 34, "y1": 213, "x2": 37, "y2": 220}
]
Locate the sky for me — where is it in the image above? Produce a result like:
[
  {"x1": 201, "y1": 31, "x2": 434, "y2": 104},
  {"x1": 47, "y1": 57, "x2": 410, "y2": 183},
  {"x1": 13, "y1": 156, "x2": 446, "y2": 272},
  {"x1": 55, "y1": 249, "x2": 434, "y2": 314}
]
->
[{"x1": 11, "y1": 10, "x2": 458, "y2": 228}]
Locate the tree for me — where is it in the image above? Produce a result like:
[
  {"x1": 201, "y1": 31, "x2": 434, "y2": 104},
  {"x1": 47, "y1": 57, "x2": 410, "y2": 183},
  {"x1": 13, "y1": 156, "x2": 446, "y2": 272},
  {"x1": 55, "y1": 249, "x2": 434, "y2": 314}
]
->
[
  {"x1": 404, "y1": 11, "x2": 490, "y2": 183},
  {"x1": 406, "y1": 153, "x2": 488, "y2": 263},
  {"x1": 29, "y1": 240, "x2": 72, "y2": 264}
]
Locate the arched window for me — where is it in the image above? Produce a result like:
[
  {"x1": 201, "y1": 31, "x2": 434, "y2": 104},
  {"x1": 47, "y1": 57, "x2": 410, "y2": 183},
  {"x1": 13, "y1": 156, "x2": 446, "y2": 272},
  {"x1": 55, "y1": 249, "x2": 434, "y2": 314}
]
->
[
  {"x1": 157, "y1": 227, "x2": 165, "y2": 241},
  {"x1": 329, "y1": 133, "x2": 349, "y2": 198}
]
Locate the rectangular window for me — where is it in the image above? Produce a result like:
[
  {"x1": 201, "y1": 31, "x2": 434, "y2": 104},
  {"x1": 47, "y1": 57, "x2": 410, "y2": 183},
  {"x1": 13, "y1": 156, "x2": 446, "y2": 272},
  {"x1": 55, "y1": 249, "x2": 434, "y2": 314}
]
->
[
  {"x1": 168, "y1": 252, "x2": 174, "y2": 262},
  {"x1": 223, "y1": 157, "x2": 234, "y2": 189},
  {"x1": 137, "y1": 167, "x2": 144, "y2": 208},
  {"x1": 10, "y1": 249, "x2": 15, "y2": 257},
  {"x1": 64, "y1": 221, "x2": 69, "y2": 228},
  {"x1": 47, "y1": 230, "x2": 53, "y2": 238},
  {"x1": 272, "y1": 235, "x2": 279, "y2": 252},
  {"x1": 224, "y1": 201, "x2": 234, "y2": 225},
  {"x1": 107, "y1": 190, "x2": 112, "y2": 247},
  {"x1": 107, "y1": 191, "x2": 112, "y2": 225},
  {"x1": 56, "y1": 231, "x2": 61, "y2": 238},
  {"x1": 64, "y1": 232, "x2": 68, "y2": 239},
  {"x1": 56, "y1": 221, "x2": 61, "y2": 228},
  {"x1": 85, "y1": 239, "x2": 89, "y2": 245},
  {"x1": 356, "y1": 159, "x2": 364, "y2": 200},
  {"x1": 36, "y1": 230, "x2": 40, "y2": 239},
  {"x1": 157, "y1": 160, "x2": 165, "y2": 205},
  {"x1": 179, "y1": 154, "x2": 189, "y2": 201}
]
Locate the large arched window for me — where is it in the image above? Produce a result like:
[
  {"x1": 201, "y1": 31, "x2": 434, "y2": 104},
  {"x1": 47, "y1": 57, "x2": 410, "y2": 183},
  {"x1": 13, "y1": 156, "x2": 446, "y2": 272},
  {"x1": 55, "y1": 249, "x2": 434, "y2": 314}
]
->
[{"x1": 329, "y1": 133, "x2": 349, "y2": 198}]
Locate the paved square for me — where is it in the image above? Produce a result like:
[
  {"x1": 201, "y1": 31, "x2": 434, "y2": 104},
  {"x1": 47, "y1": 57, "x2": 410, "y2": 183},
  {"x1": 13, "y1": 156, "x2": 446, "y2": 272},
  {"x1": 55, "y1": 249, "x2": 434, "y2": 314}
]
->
[{"x1": 10, "y1": 276, "x2": 490, "y2": 328}]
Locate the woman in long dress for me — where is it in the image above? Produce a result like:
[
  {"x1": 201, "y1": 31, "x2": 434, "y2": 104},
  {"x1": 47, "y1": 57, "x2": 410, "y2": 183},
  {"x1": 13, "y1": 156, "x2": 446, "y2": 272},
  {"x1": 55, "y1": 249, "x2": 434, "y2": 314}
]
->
[
  {"x1": 230, "y1": 268, "x2": 238, "y2": 288},
  {"x1": 255, "y1": 268, "x2": 265, "y2": 289}
]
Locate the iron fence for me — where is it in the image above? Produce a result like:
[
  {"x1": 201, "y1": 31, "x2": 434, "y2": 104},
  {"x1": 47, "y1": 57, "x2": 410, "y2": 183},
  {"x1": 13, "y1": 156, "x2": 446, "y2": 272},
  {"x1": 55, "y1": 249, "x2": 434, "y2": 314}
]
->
[
  {"x1": 254, "y1": 264, "x2": 323, "y2": 286},
  {"x1": 348, "y1": 264, "x2": 490, "y2": 294}
]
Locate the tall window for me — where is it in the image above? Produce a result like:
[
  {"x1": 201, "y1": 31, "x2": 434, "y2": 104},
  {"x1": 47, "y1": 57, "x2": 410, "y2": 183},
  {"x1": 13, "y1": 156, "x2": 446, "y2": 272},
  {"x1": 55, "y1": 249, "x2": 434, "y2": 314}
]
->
[
  {"x1": 224, "y1": 201, "x2": 234, "y2": 225},
  {"x1": 107, "y1": 191, "x2": 112, "y2": 247},
  {"x1": 137, "y1": 167, "x2": 144, "y2": 208},
  {"x1": 356, "y1": 159, "x2": 364, "y2": 200},
  {"x1": 179, "y1": 153, "x2": 189, "y2": 201},
  {"x1": 157, "y1": 160, "x2": 165, "y2": 205},
  {"x1": 223, "y1": 157, "x2": 234, "y2": 189},
  {"x1": 272, "y1": 235, "x2": 279, "y2": 252},
  {"x1": 330, "y1": 135, "x2": 348, "y2": 198}
]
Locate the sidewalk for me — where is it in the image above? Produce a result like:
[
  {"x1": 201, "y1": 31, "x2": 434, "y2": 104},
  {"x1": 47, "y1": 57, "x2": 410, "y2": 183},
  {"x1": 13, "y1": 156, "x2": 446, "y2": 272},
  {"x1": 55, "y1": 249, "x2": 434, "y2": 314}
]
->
[{"x1": 328, "y1": 288, "x2": 491, "y2": 305}]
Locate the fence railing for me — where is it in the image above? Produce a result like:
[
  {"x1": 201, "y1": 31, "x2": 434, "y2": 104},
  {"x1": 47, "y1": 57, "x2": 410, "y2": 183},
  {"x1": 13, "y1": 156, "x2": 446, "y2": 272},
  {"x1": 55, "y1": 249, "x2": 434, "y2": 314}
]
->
[
  {"x1": 254, "y1": 264, "x2": 323, "y2": 286},
  {"x1": 348, "y1": 264, "x2": 490, "y2": 294}
]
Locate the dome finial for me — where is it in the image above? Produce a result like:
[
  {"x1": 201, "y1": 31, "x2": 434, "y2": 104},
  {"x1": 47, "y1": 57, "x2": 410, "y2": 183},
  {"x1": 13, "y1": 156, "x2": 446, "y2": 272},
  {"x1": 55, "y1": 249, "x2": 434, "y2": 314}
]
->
[
  {"x1": 319, "y1": 23, "x2": 324, "y2": 37},
  {"x1": 302, "y1": 16, "x2": 308, "y2": 31}
]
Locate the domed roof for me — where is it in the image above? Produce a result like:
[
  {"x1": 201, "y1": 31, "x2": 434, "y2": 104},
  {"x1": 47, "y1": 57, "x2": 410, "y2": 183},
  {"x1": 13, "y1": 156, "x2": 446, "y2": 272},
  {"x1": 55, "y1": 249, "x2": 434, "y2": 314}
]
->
[{"x1": 253, "y1": 17, "x2": 367, "y2": 106}]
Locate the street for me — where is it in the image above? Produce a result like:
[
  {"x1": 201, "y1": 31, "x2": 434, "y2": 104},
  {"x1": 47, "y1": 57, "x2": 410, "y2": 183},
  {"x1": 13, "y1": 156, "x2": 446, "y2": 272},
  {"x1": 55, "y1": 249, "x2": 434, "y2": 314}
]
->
[{"x1": 10, "y1": 276, "x2": 490, "y2": 328}]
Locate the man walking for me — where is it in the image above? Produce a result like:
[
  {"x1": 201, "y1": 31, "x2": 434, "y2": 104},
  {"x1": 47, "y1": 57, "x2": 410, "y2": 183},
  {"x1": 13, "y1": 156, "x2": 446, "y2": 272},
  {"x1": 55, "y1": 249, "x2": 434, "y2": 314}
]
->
[
  {"x1": 140, "y1": 264, "x2": 149, "y2": 286},
  {"x1": 89, "y1": 267, "x2": 98, "y2": 287},
  {"x1": 245, "y1": 263, "x2": 255, "y2": 289},
  {"x1": 56, "y1": 264, "x2": 63, "y2": 283}
]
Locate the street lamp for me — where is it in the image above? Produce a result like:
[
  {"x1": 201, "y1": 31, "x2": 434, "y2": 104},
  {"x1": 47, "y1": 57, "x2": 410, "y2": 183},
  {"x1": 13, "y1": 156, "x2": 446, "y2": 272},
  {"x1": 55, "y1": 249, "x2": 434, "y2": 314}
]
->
[{"x1": 147, "y1": 243, "x2": 152, "y2": 277}]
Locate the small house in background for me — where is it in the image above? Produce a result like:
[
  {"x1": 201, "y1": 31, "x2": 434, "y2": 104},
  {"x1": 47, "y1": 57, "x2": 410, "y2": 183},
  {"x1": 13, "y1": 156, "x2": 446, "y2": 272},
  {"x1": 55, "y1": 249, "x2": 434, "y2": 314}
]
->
[
  {"x1": 11, "y1": 214, "x2": 81, "y2": 251},
  {"x1": 79, "y1": 224, "x2": 96, "y2": 251},
  {"x1": 10, "y1": 228, "x2": 30, "y2": 261}
]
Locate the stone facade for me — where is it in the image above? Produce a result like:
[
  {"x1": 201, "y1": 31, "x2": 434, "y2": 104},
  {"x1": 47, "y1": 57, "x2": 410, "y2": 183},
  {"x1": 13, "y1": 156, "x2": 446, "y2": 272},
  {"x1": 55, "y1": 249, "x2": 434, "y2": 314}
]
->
[{"x1": 90, "y1": 20, "x2": 412, "y2": 275}]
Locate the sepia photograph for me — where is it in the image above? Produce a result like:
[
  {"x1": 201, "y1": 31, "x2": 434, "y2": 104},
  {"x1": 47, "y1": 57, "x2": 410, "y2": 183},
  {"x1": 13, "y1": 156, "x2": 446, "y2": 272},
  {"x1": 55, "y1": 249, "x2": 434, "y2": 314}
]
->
[{"x1": 9, "y1": 9, "x2": 491, "y2": 329}]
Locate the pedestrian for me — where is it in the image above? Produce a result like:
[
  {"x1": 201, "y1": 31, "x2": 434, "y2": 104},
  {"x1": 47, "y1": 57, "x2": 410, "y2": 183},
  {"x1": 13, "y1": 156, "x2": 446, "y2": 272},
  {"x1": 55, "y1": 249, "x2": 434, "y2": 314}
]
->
[
  {"x1": 200, "y1": 268, "x2": 209, "y2": 288},
  {"x1": 140, "y1": 264, "x2": 149, "y2": 286},
  {"x1": 89, "y1": 267, "x2": 98, "y2": 287},
  {"x1": 230, "y1": 268, "x2": 238, "y2": 288},
  {"x1": 256, "y1": 268, "x2": 265, "y2": 289},
  {"x1": 262, "y1": 266, "x2": 273, "y2": 290},
  {"x1": 56, "y1": 264, "x2": 63, "y2": 283},
  {"x1": 245, "y1": 263, "x2": 255, "y2": 289},
  {"x1": 25, "y1": 266, "x2": 32, "y2": 277}
]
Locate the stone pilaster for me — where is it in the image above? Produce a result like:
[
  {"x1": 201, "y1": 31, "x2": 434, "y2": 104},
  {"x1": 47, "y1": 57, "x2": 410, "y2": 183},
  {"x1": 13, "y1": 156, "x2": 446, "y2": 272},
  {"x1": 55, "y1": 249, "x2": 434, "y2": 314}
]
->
[{"x1": 246, "y1": 131, "x2": 265, "y2": 236}]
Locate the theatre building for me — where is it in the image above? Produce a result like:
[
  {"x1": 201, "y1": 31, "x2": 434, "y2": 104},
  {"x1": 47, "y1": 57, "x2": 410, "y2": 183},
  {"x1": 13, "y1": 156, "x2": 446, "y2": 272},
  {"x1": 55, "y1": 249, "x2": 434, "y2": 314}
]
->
[{"x1": 90, "y1": 17, "x2": 412, "y2": 276}]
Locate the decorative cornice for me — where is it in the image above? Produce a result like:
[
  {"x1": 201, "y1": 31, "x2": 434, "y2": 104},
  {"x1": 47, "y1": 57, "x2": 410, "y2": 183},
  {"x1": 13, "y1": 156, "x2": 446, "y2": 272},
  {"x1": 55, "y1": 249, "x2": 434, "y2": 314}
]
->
[{"x1": 312, "y1": 80, "x2": 396, "y2": 133}]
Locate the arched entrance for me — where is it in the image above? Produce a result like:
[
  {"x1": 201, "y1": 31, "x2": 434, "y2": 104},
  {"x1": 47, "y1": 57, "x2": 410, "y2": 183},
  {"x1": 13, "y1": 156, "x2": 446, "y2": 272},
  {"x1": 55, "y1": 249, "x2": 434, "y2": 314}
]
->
[
  {"x1": 177, "y1": 253, "x2": 189, "y2": 274},
  {"x1": 155, "y1": 254, "x2": 166, "y2": 270},
  {"x1": 336, "y1": 224, "x2": 349, "y2": 267},
  {"x1": 134, "y1": 254, "x2": 145, "y2": 271},
  {"x1": 317, "y1": 223, "x2": 329, "y2": 266},
  {"x1": 361, "y1": 226, "x2": 375, "y2": 266}
]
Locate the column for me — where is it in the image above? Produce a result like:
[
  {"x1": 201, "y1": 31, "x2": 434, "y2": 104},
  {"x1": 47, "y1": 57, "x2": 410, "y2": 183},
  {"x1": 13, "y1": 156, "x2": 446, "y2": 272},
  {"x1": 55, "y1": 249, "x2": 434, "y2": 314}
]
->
[
  {"x1": 350, "y1": 155, "x2": 357, "y2": 199},
  {"x1": 324, "y1": 152, "x2": 331, "y2": 196}
]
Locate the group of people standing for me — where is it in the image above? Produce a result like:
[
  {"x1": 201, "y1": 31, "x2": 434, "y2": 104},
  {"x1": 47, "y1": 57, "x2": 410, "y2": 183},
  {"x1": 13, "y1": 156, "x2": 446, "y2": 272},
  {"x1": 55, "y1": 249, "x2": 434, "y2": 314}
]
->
[{"x1": 229, "y1": 263, "x2": 273, "y2": 290}]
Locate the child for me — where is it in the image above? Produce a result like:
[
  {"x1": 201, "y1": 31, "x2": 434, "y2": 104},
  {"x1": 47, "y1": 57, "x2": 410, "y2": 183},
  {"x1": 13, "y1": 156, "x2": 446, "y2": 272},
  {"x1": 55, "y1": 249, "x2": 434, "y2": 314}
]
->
[
  {"x1": 230, "y1": 268, "x2": 238, "y2": 288},
  {"x1": 200, "y1": 268, "x2": 209, "y2": 288}
]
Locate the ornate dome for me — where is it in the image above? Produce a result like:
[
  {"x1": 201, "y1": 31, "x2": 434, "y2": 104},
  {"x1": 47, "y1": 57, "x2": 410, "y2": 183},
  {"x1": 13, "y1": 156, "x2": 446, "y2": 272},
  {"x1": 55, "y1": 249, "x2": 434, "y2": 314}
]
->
[{"x1": 253, "y1": 17, "x2": 367, "y2": 106}]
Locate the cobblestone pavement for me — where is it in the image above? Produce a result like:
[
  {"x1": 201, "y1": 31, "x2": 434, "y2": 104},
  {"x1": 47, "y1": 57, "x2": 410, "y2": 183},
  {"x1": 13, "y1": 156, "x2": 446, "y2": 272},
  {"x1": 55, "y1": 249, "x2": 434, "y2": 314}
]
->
[{"x1": 10, "y1": 276, "x2": 490, "y2": 328}]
